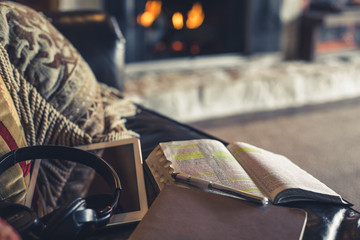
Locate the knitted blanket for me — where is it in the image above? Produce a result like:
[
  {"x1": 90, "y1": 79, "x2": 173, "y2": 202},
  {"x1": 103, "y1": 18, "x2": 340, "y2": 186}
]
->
[{"x1": 0, "y1": 1, "x2": 138, "y2": 216}]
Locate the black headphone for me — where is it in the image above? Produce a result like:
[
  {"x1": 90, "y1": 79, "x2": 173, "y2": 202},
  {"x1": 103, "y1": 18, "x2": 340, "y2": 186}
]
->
[{"x1": 0, "y1": 145, "x2": 121, "y2": 240}]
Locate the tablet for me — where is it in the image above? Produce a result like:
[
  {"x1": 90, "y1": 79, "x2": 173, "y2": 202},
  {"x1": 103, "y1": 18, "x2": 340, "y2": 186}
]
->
[{"x1": 78, "y1": 138, "x2": 148, "y2": 226}]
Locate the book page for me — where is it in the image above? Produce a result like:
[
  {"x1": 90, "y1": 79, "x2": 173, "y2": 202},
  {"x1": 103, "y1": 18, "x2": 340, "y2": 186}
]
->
[
  {"x1": 228, "y1": 142, "x2": 342, "y2": 203},
  {"x1": 160, "y1": 139, "x2": 265, "y2": 197}
]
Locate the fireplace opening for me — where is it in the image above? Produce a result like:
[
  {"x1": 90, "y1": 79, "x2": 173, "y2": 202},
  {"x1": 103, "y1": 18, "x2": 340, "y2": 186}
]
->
[
  {"x1": 133, "y1": 0, "x2": 243, "y2": 61},
  {"x1": 106, "y1": 0, "x2": 249, "y2": 63},
  {"x1": 105, "y1": 0, "x2": 283, "y2": 63}
]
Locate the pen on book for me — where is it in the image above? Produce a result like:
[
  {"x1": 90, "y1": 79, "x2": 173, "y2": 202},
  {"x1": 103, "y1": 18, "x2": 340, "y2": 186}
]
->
[{"x1": 171, "y1": 173, "x2": 268, "y2": 205}]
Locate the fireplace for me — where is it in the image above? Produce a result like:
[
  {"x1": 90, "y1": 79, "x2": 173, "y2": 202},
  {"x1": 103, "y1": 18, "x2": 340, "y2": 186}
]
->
[{"x1": 105, "y1": 0, "x2": 283, "y2": 63}]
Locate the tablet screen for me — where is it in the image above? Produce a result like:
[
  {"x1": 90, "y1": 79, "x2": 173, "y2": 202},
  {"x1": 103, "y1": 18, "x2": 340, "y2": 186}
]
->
[{"x1": 78, "y1": 138, "x2": 148, "y2": 226}]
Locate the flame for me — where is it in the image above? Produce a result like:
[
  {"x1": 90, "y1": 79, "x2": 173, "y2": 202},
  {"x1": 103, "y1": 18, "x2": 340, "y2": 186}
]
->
[
  {"x1": 137, "y1": 12, "x2": 155, "y2": 27},
  {"x1": 137, "y1": 1, "x2": 205, "y2": 29},
  {"x1": 137, "y1": 0, "x2": 162, "y2": 27},
  {"x1": 172, "y1": 12, "x2": 184, "y2": 30},
  {"x1": 145, "y1": 0, "x2": 162, "y2": 16},
  {"x1": 186, "y1": 2, "x2": 205, "y2": 29}
]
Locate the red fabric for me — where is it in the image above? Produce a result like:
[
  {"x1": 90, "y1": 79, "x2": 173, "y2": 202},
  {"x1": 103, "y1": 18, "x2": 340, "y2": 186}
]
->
[
  {"x1": 0, "y1": 121, "x2": 17, "y2": 150},
  {"x1": 0, "y1": 121, "x2": 30, "y2": 177}
]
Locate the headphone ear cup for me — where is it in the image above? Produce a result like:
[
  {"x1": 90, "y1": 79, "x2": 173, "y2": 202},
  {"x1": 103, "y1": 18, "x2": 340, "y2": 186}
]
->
[
  {"x1": 85, "y1": 194, "x2": 114, "y2": 226},
  {"x1": 41, "y1": 198, "x2": 96, "y2": 240}
]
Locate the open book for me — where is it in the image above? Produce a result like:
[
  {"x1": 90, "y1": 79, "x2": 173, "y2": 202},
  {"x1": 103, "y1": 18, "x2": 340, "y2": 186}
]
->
[{"x1": 145, "y1": 139, "x2": 349, "y2": 205}]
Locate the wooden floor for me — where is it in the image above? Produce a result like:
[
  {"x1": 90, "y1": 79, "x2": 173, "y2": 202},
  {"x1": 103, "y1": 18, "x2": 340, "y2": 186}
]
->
[{"x1": 190, "y1": 97, "x2": 360, "y2": 211}]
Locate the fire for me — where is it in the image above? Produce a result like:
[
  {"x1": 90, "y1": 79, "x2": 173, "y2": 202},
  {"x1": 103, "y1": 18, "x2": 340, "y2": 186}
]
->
[
  {"x1": 137, "y1": 12, "x2": 155, "y2": 27},
  {"x1": 138, "y1": 1, "x2": 205, "y2": 30},
  {"x1": 137, "y1": 0, "x2": 162, "y2": 27},
  {"x1": 186, "y1": 2, "x2": 205, "y2": 29},
  {"x1": 172, "y1": 12, "x2": 184, "y2": 30}
]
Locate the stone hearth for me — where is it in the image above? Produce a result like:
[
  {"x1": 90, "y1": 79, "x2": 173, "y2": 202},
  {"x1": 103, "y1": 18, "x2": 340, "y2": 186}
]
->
[{"x1": 124, "y1": 52, "x2": 360, "y2": 122}]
